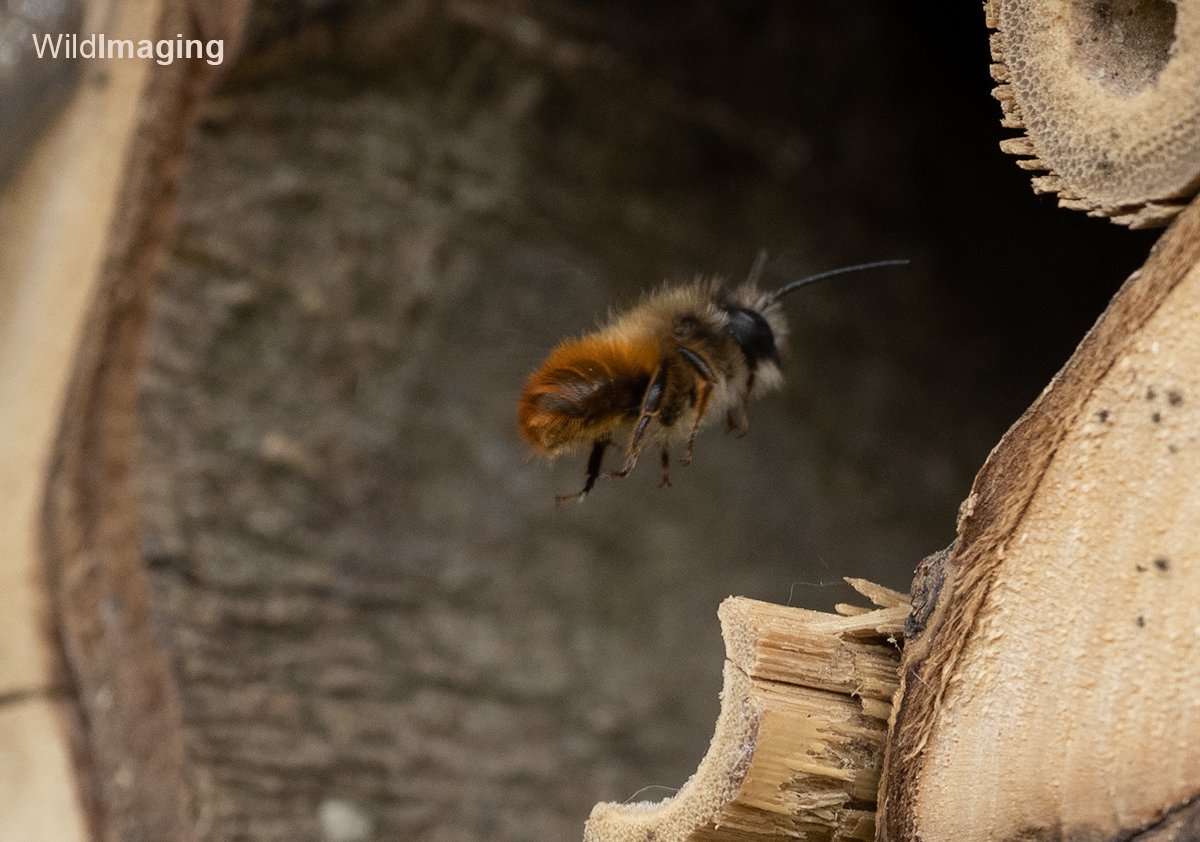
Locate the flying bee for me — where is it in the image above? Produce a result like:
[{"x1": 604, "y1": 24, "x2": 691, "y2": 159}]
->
[{"x1": 518, "y1": 257, "x2": 908, "y2": 503}]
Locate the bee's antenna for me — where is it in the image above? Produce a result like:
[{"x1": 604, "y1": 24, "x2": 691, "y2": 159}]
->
[
  {"x1": 767, "y1": 258, "x2": 910, "y2": 304},
  {"x1": 745, "y1": 249, "x2": 769, "y2": 288}
]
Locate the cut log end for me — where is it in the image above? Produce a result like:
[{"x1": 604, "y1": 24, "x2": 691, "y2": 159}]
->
[{"x1": 879, "y1": 195, "x2": 1200, "y2": 841}]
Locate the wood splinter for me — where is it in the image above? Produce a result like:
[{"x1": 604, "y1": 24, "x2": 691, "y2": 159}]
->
[{"x1": 583, "y1": 579, "x2": 909, "y2": 842}]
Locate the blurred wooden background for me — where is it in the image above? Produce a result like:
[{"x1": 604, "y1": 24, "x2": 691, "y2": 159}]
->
[{"x1": 0, "y1": 1, "x2": 1160, "y2": 839}]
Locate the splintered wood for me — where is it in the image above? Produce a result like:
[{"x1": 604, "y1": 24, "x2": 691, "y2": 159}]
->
[{"x1": 584, "y1": 581, "x2": 907, "y2": 842}]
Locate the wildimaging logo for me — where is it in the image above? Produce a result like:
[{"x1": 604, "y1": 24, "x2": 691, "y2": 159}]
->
[{"x1": 31, "y1": 32, "x2": 224, "y2": 66}]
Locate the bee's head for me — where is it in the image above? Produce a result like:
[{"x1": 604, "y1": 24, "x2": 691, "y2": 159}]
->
[
  {"x1": 722, "y1": 305, "x2": 779, "y2": 368},
  {"x1": 719, "y1": 257, "x2": 909, "y2": 369}
]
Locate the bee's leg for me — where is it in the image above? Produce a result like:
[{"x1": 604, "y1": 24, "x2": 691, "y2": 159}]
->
[
  {"x1": 682, "y1": 384, "x2": 714, "y2": 465},
  {"x1": 555, "y1": 438, "x2": 609, "y2": 504},
  {"x1": 660, "y1": 447, "x2": 672, "y2": 487},
  {"x1": 677, "y1": 346, "x2": 717, "y2": 465},
  {"x1": 608, "y1": 363, "x2": 669, "y2": 479},
  {"x1": 726, "y1": 369, "x2": 754, "y2": 437}
]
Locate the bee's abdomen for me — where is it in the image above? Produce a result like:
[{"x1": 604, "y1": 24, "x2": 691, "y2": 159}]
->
[{"x1": 518, "y1": 335, "x2": 656, "y2": 453}]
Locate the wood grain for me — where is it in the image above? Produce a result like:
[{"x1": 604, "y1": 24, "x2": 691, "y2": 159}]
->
[{"x1": 880, "y1": 197, "x2": 1200, "y2": 840}]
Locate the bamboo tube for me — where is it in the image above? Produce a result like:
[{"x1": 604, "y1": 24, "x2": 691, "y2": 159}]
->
[
  {"x1": 584, "y1": 582, "x2": 907, "y2": 842},
  {"x1": 987, "y1": 0, "x2": 1200, "y2": 227}
]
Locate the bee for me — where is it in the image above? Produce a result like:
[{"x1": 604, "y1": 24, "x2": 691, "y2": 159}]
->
[{"x1": 518, "y1": 257, "x2": 908, "y2": 503}]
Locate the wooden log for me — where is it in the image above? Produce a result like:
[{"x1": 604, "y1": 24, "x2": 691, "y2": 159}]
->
[
  {"x1": 987, "y1": 0, "x2": 1200, "y2": 227},
  {"x1": 878, "y1": 195, "x2": 1200, "y2": 840},
  {"x1": 0, "y1": 1, "x2": 245, "y2": 839},
  {"x1": 584, "y1": 583, "x2": 907, "y2": 842}
]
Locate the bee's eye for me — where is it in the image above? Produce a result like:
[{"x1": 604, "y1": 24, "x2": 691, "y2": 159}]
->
[{"x1": 724, "y1": 307, "x2": 777, "y2": 366}]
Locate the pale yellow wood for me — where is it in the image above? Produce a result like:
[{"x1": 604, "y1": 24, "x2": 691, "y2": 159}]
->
[
  {"x1": 0, "y1": 704, "x2": 89, "y2": 842},
  {"x1": 880, "y1": 199, "x2": 1200, "y2": 841},
  {"x1": 844, "y1": 577, "x2": 908, "y2": 609},
  {"x1": 0, "y1": 1, "x2": 162, "y2": 839},
  {"x1": 0, "y1": 0, "x2": 158, "y2": 697},
  {"x1": 920, "y1": 249, "x2": 1200, "y2": 840}
]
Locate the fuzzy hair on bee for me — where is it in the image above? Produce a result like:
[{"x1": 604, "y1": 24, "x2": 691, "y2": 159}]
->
[{"x1": 518, "y1": 258, "x2": 908, "y2": 503}]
